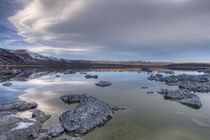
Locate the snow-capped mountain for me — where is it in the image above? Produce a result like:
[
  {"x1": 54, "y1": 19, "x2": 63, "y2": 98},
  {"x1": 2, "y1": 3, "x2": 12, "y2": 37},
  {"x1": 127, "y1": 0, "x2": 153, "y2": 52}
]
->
[
  {"x1": 0, "y1": 48, "x2": 23, "y2": 64},
  {"x1": 10, "y1": 49, "x2": 62, "y2": 63},
  {"x1": 0, "y1": 48, "x2": 67, "y2": 65}
]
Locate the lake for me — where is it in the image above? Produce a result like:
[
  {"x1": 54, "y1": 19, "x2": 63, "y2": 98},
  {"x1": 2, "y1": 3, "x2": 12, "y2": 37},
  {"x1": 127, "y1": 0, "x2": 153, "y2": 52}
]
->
[{"x1": 0, "y1": 69, "x2": 210, "y2": 140}]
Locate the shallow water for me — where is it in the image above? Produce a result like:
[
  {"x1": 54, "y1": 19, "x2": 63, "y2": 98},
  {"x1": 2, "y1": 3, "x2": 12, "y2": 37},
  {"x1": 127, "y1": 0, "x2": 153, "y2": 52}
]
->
[{"x1": 1, "y1": 70, "x2": 210, "y2": 140}]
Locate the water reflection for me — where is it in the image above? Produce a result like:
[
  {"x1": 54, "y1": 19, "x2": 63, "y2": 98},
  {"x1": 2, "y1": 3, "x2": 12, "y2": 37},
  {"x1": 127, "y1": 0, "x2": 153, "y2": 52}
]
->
[{"x1": 0, "y1": 68, "x2": 210, "y2": 140}]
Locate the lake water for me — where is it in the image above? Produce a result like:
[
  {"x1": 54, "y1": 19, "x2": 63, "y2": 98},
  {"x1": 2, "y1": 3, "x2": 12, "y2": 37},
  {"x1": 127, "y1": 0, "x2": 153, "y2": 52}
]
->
[{"x1": 0, "y1": 69, "x2": 210, "y2": 140}]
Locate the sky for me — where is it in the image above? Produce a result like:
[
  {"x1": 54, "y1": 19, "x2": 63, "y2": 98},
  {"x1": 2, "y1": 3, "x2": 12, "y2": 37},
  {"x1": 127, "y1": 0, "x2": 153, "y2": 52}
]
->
[{"x1": 0, "y1": 0, "x2": 210, "y2": 62}]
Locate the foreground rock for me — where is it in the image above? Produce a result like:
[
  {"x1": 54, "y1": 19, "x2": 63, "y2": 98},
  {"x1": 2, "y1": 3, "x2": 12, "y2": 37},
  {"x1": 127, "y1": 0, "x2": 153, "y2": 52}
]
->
[
  {"x1": 0, "y1": 101, "x2": 51, "y2": 140},
  {"x1": 46, "y1": 124, "x2": 64, "y2": 137},
  {"x1": 148, "y1": 73, "x2": 210, "y2": 92},
  {"x1": 158, "y1": 89, "x2": 202, "y2": 109},
  {"x1": 0, "y1": 115, "x2": 42, "y2": 140},
  {"x1": 85, "y1": 74, "x2": 98, "y2": 79},
  {"x1": 95, "y1": 81, "x2": 112, "y2": 87},
  {"x1": 60, "y1": 94, "x2": 120, "y2": 135}
]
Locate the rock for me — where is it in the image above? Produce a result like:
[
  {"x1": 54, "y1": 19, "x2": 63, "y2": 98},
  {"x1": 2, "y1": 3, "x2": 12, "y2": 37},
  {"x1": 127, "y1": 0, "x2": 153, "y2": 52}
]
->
[
  {"x1": 148, "y1": 73, "x2": 210, "y2": 92},
  {"x1": 0, "y1": 113, "x2": 42, "y2": 140},
  {"x1": 112, "y1": 106, "x2": 126, "y2": 111},
  {"x1": 0, "y1": 101, "x2": 52, "y2": 140},
  {"x1": 38, "y1": 134, "x2": 52, "y2": 140},
  {"x1": 46, "y1": 124, "x2": 64, "y2": 137},
  {"x1": 141, "y1": 67, "x2": 152, "y2": 72},
  {"x1": 80, "y1": 72, "x2": 87, "y2": 74},
  {"x1": 95, "y1": 81, "x2": 112, "y2": 87},
  {"x1": 2, "y1": 82, "x2": 12, "y2": 87},
  {"x1": 85, "y1": 74, "x2": 98, "y2": 79},
  {"x1": 148, "y1": 74, "x2": 164, "y2": 81},
  {"x1": 60, "y1": 94, "x2": 87, "y2": 104},
  {"x1": 158, "y1": 89, "x2": 202, "y2": 109},
  {"x1": 63, "y1": 69, "x2": 76, "y2": 74},
  {"x1": 142, "y1": 86, "x2": 148, "y2": 89},
  {"x1": 0, "y1": 101, "x2": 37, "y2": 112},
  {"x1": 159, "y1": 71, "x2": 174, "y2": 74},
  {"x1": 55, "y1": 75, "x2": 60, "y2": 77},
  {"x1": 59, "y1": 94, "x2": 114, "y2": 134},
  {"x1": 178, "y1": 96, "x2": 202, "y2": 108},
  {"x1": 32, "y1": 110, "x2": 51, "y2": 123},
  {"x1": 147, "y1": 91, "x2": 154, "y2": 94},
  {"x1": 59, "y1": 136, "x2": 77, "y2": 140}
]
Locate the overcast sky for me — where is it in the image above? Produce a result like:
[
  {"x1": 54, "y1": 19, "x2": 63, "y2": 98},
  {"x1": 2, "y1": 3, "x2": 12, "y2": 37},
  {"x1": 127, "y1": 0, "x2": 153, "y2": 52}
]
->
[{"x1": 1, "y1": 0, "x2": 210, "y2": 61}]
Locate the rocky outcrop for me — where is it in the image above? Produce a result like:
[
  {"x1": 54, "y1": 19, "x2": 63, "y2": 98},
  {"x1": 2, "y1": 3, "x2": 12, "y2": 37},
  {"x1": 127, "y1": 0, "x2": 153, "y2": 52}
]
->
[
  {"x1": 0, "y1": 115, "x2": 42, "y2": 140},
  {"x1": 85, "y1": 74, "x2": 98, "y2": 79},
  {"x1": 158, "y1": 89, "x2": 202, "y2": 109},
  {"x1": 148, "y1": 73, "x2": 210, "y2": 92},
  {"x1": 0, "y1": 101, "x2": 52, "y2": 140},
  {"x1": 60, "y1": 94, "x2": 119, "y2": 135},
  {"x1": 95, "y1": 81, "x2": 112, "y2": 87},
  {"x1": 0, "y1": 101, "x2": 37, "y2": 112}
]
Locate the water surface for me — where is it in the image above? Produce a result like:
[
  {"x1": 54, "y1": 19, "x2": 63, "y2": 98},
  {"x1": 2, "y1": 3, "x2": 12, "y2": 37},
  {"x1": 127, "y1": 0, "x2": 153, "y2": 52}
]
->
[{"x1": 0, "y1": 69, "x2": 210, "y2": 140}]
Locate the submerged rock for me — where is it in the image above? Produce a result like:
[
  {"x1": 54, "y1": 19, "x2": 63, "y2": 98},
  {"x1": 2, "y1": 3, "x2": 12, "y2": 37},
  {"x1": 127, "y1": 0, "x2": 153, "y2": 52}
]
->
[
  {"x1": 95, "y1": 81, "x2": 112, "y2": 87},
  {"x1": 46, "y1": 124, "x2": 64, "y2": 137},
  {"x1": 60, "y1": 94, "x2": 114, "y2": 134},
  {"x1": 147, "y1": 91, "x2": 155, "y2": 94},
  {"x1": 2, "y1": 82, "x2": 12, "y2": 87},
  {"x1": 142, "y1": 86, "x2": 148, "y2": 89},
  {"x1": 158, "y1": 89, "x2": 202, "y2": 109},
  {"x1": 85, "y1": 74, "x2": 98, "y2": 79},
  {"x1": 55, "y1": 75, "x2": 60, "y2": 77},
  {"x1": 141, "y1": 67, "x2": 152, "y2": 72},
  {"x1": 111, "y1": 106, "x2": 126, "y2": 111},
  {"x1": 0, "y1": 101, "x2": 37, "y2": 112},
  {"x1": 159, "y1": 71, "x2": 174, "y2": 74}
]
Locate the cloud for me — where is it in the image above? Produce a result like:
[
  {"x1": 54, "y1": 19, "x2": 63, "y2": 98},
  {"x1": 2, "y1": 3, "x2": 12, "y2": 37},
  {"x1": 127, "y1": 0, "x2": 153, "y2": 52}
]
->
[{"x1": 8, "y1": 0, "x2": 210, "y2": 61}]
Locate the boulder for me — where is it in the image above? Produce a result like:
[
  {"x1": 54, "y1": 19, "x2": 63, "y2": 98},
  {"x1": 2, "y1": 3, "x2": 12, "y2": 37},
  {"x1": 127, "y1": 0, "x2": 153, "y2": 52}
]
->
[
  {"x1": 2, "y1": 82, "x2": 12, "y2": 87},
  {"x1": 95, "y1": 81, "x2": 112, "y2": 87},
  {"x1": 59, "y1": 94, "x2": 114, "y2": 134},
  {"x1": 0, "y1": 112, "x2": 42, "y2": 140},
  {"x1": 85, "y1": 74, "x2": 98, "y2": 79},
  {"x1": 158, "y1": 89, "x2": 202, "y2": 109}
]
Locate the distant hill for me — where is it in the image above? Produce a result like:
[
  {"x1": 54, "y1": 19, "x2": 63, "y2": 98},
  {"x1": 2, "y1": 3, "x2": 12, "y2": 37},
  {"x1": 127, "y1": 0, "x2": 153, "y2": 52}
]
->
[{"x1": 0, "y1": 48, "x2": 210, "y2": 69}]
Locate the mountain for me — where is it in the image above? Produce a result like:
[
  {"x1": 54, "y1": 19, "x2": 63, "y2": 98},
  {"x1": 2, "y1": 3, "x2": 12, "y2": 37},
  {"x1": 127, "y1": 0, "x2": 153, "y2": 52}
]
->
[
  {"x1": 0, "y1": 48, "x2": 23, "y2": 64},
  {"x1": 0, "y1": 48, "x2": 65, "y2": 65},
  {"x1": 10, "y1": 50, "x2": 62, "y2": 63}
]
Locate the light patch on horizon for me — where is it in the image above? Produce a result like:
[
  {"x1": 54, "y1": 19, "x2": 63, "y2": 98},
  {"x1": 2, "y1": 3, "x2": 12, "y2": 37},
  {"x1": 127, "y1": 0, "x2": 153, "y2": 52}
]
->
[{"x1": 28, "y1": 46, "x2": 90, "y2": 54}]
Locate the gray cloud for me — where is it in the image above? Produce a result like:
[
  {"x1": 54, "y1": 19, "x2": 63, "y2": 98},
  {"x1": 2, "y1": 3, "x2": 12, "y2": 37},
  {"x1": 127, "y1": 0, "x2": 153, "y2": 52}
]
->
[{"x1": 8, "y1": 0, "x2": 210, "y2": 61}]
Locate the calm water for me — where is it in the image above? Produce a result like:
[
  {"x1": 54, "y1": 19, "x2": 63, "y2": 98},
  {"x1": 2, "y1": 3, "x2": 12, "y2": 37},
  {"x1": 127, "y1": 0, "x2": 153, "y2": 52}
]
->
[{"x1": 1, "y1": 70, "x2": 210, "y2": 140}]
